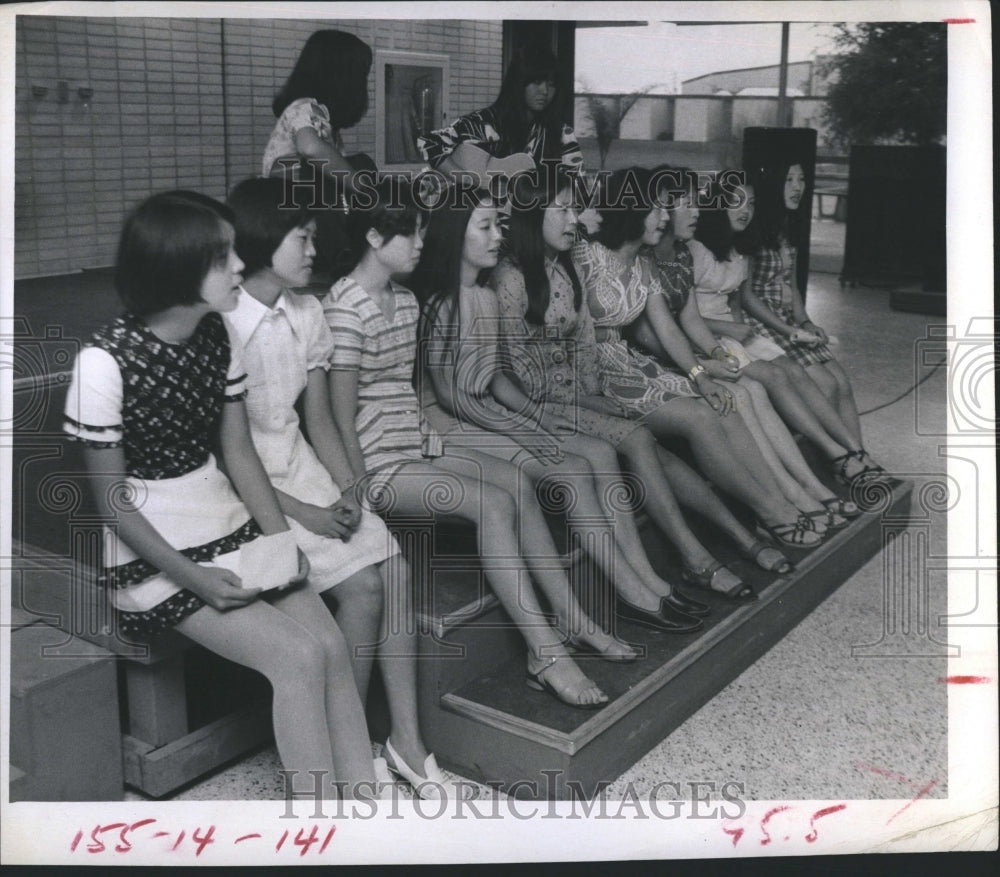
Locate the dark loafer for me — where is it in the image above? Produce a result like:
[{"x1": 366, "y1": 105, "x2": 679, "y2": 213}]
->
[
  {"x1": 616, "y1": 596, "x2": 703, "y2": 634},
  {"x1": 663, "y1": 586, "x2": 711, "y2": 617}
]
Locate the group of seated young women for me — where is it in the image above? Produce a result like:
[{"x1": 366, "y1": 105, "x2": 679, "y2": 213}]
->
[{"x1": 63, "y1": 32, "x2": 886, "y2": 803}]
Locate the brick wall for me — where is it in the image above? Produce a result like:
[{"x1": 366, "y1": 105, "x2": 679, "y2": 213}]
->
[{"x1": 14, "y1": 15, "x2": 503, "y2": 278}]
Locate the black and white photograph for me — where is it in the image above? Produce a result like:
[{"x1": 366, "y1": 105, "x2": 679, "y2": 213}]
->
[{"x1": 1, "y1": 0, "x2": 995, "y2": 866}]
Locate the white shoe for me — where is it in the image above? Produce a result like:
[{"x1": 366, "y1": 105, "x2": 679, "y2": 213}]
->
[{"x1": 383, "y1": 738, "x2": 470, "y2": 800}]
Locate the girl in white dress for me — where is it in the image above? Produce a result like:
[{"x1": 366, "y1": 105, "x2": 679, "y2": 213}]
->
[{"x1": 226, "y1": 177, "x2": 453, "y2": 799}]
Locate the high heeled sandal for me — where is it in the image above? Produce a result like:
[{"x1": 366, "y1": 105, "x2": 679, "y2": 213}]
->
[
  {"x1": 831, "y1": 449, "x2": 887, "y2": 486},
  {"x1": 756, "y1": 515, "x2": 823, "y2": 548},
  {"x1": 799, "y1": 509, "x2": 832, "y2": 533},
  {"x1": 738, "y1": 539, "x2": 794, "y2": 575},
  {"x1": 566, "y1": 635, "x2": 639, "y2": 663},
  {"x1": 525, "y1": 654, "x2": 608, "y2": 710},
  {"x1": 383, "y1": 738, "x2": 472, "y2": 800},
  {"x1": 822, "y1": 497, "x2": 861, "y2": 518},
  {"x1": 682, "y1": 561, "x2": 757, "y2": 601}
]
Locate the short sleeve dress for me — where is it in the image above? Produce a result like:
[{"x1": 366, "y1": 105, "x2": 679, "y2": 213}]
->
[
  {"x1": 417, "y1": 106, "x2": 584, "y2": 175},
  {"x1": 748, "y1": 243, "x2": 834, "y2": 366},
  {"x1": 572, "y1": 240, "x2": 699, "y2": 419},
  {"x1": 63, "y1": 313, "x2": 267, "y2": 638},
  {"x1": 491, "y1": 257, "x2": 641, "y2": 448},
  {"x1": 225, "y1": 289, "x2": 398, "y2": 589},
  {"x1": 322, "y1": 277, "x2": 442, "y2": 497},
  {"x1": 688, "y1": 239, "x2": 785, "y2": 362},
  {"x1": 262, "y1": 97, "x2": 342, "y2": 178},
  {"x1": 651, "y1": 240, "x2": 756, "y2": 369}
]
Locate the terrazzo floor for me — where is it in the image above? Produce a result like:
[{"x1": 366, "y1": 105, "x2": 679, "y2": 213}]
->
[{"x1": 120, "y1": 218, "x2": 955, "y2": 804}]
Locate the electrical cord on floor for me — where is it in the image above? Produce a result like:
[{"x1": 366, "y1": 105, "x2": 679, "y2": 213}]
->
[{"x1": 858, "y1": 358, "x2": 946, "y2": 416}]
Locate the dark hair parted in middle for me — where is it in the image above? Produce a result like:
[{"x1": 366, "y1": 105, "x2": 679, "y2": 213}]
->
[
  {"x1": 115, "y1": 190, "x2": 234, "y2": 316},
  {"x1": 272, "y1": 29, "x2": 373, "y2": 130},
  {"x1": 491, "y1": 45, "x2": 565, "y2": 163},
  {"x1": 596, "y1": 166, "x2": 658, "y2": 250},
  {"x1": 748, "y1": 160, "x2": 812, "y2": 252},
  {"x1": 506, "y1": 171, "x2": 584, "y2": 325},
  {"x1": 693, "y1": 178, "x2": 759, "y2": 262},
  {"x1": 227, "y1": 177, "x2": 314, "y2": 276}
]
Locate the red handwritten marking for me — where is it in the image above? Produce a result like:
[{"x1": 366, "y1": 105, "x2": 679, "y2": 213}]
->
[
  {"x1": 294, "y1": 825, "x2": 321, "y2": 856},
  {"x1": 276, "y1": 830, "x2": 289, "y2": 851},
  {"x1": 235, "y1": 833, "x2": 263, "y2": 844},
  {"x1": 721, "y1": 824, "x2": 745, "y2": 847},
  {"x1": 172, "y1": 830, "x2": 186, "y2": 851},
  {"x1": 319, "y1": 827, "x2": 336, "y2": 853},
  {"x1": 943, "y1": 18, "x2": 976, "y2": 23},
  {"x1": 70, "y1": 831, "x2": 83, "y2": 852},
  {"x1": 887, "y1": 778, "x2": 939, "y2": 825},
  {"x1": 759, "y1": 805, "x2": 792, "y2": 846},
  {"x1": 940, "y1": 675, "x2": 990, "y2": 684},
  {"x1": 152, "y1": 832, "x2": 170, "y2": 838},
  {"x1": 805, "y1": 803, "x2": 847, "y2": 842},
  {"x1": 192, "y1": 825, "x2": 216, "y2": 857}
]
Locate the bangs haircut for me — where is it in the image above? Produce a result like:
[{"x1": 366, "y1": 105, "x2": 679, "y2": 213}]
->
[
  {"x1": 227, "y1": 176, "x2": 313, "y2": 277},
  {"x1": 506, "y1": 171, "x2": 583, "y2": 325},
  {"x1": 344, "y1": 178, "x2": 424, "y2": 271},
  {"x1": 115, "y1": 190, "x2": 234, "y2": 316},
  {"x1": 597, "y1": 166, "x2": 656, "y2": 250},
  {"x1": 694, "y1": 178, "x2": 758, "y2": 261}
]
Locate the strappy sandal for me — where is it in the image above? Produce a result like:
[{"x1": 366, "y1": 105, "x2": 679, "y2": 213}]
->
[
  {"x1": 831, "y1": 449, "x2": 888, "y2": 486},
  {"x1": 756, "y1": 515, "x2": 823, "y2": 548},
  {"x1": 682, "y1": 560, "x2": 757, "y2": 601},
  {"x1": 822, "y1": 497, "x2": 861, "y2": 518},
  {"x1": 800, "y1": 509, "x2": 832, "y2": 533},
  {"x1": 526, "y1": 654, "x2": 608, "y2": 710},
  {"x1": 739, "y1": 539, "x2": 794, "y2": 575}
]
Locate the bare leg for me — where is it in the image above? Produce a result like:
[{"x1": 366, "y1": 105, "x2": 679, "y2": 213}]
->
[
  {"x1": 379, "y1": 460, "x2": 606, "y2": 706},
  {"x1": 810, "y1": 360, "x2": 864, "y2": 448},
  {"x1": 737, "y1": 376, "x2": 842, "y2": 504},
  {"x1": 640, "y1": 397, "x2": 810, "y2": 527},
  {"x1": 653, "y1": 445, "x2": 791, "y2": 571},
  {"x1": 438, "y1": 445, "x2": 637, "y2": 656},
  {"x1": 772, "y1": 357, "x2": 863, "y2": 453},
  {"x1": 545, "y1": 431, "x2": 681, "y2": 603},
  {"x1": 742, "y1": 360, "x2": 850, "y2": 459},
  {"x1": 177, "y1": 588, "x2": 376, "y2": 798},
  {"x1": 320, "y1": 566, "x2": 383, "y2": 703},
  {"x1": 730, "y1": 379, "x2": 827, "y2": 520}
]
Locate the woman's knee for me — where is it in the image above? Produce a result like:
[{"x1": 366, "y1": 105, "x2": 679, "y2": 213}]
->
[
  {"x1": 480, "y1": 482, "x2": 517, "y2": 525},
  {"x1": 619, "y1": 426, "x2": 657, "y2": 461},
  {"x1": 335, "y1": 566, "x2": 385, "y2": 614},
  {"x1": 269, "y1": 629, "x2": 332, "y2": 682}
]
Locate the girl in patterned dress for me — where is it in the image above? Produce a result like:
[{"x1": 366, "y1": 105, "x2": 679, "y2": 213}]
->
[
  {"x1": 264, "y1": 30, "x2": 375, "y2": 279},
  {"x1": 574, "y1": 167, "x2": 823, "y2": 551},
  {"x1": 64, "y1": 191, "x2": 382, "y2": 799},
  {"x1": 415, "y1": 183, "x2": 715, "y2": 623},
  {"x1": 692, "y1": 178, "x2": 885, "y2": 487},
  {"x1": 226, "y1": 177, "x2": 456, "y2": 800},
  {"x1": 635, "y1": 170, "x2": 860, "y2": 527},
  {"x1": 323, "y1": 180, "x2": 612, "y2": 710},
  {"x1": 743, "y1": 161, "x2": 883, "y2": 484},
  {"x1": 418, "y1": 45, "x2": 583, "y2": 186}
]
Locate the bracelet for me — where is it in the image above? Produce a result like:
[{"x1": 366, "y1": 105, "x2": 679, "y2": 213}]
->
[{"x1": 688, "y1": 364, "x2": 706, "y2": 381}]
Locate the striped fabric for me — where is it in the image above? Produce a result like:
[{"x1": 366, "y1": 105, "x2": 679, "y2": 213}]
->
[{"x1": 323, "y1": 277, "x2": 442, "y2": 484}]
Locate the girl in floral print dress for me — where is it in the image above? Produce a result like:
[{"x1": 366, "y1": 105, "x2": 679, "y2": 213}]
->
[{"x1": 64, "y1": 191, "x2": 381, "y2": 799}]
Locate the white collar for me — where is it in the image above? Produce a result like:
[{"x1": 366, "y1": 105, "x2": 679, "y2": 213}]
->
[{"x1": 226, "y1": 287, "x2": 291, "y2": 346}]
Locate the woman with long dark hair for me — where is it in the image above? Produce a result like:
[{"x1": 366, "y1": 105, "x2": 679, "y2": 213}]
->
[
  {"x1": 263, "y1": 29, "x2": 375, "y2": 279},
  {"x1": 415, "y1": 180, "x2": 719, "y2": 617},
  {"x1": 418, "y1": 45, "x2": 583, "y2": 184},
  {"x1": 742, "y1": 161, "x2": 879, "y2": 483},
  {"x1": 573, "y1": 167, "x2": 823, "y2": 551},
  {"x1": 690, "y1": 176, "x2": 885, "y2": 487}
]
